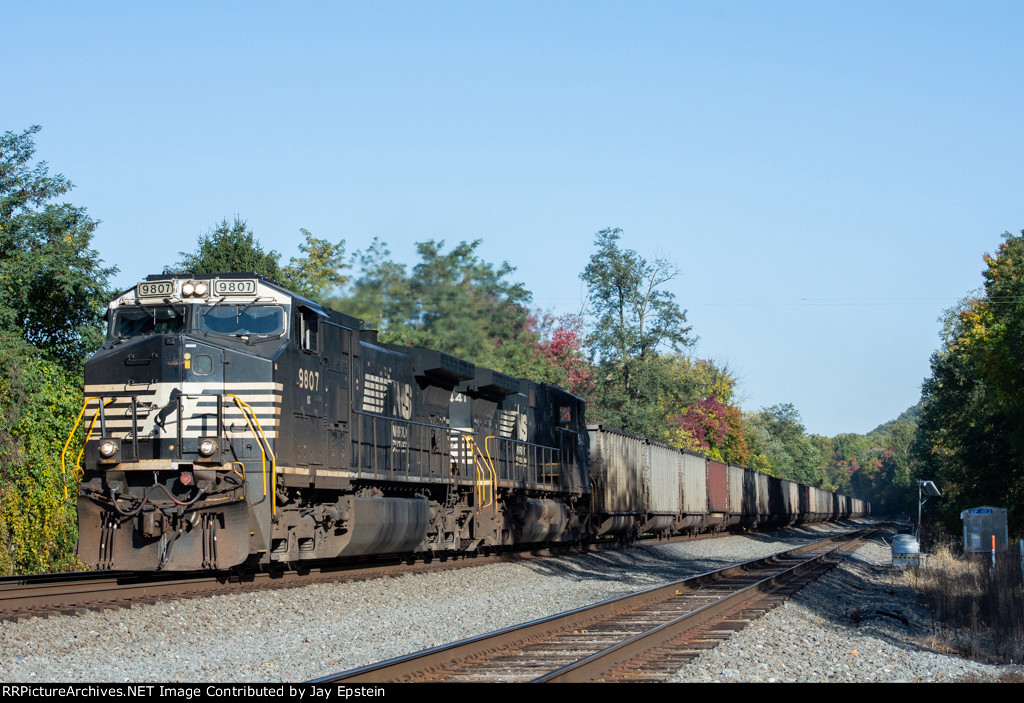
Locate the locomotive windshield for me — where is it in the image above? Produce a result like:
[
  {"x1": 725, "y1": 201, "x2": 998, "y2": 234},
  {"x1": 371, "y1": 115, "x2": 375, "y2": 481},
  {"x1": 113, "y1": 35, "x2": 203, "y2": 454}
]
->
[
  {"x1": 198, "y1": 305, "x2": 286, "y2": 338},
  {"x1": 110, "y1": 306, "x2": 187, "y2": 338}
]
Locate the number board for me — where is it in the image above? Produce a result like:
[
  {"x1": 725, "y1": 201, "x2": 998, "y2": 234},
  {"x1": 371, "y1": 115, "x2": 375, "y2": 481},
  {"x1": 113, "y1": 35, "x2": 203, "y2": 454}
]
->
[
  {"x1": 213, "y1": 279, "x2": 257, "y2": 296},
  {"x1": 137, "y1": 281, "x2": 174, "y2": 298}
]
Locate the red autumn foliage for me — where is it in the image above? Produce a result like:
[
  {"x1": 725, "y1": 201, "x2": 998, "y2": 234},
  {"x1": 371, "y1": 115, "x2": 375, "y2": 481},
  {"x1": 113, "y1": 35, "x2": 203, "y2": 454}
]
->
[{"x1": 676, "y1": 394, "x2": 730, "y2": 452}]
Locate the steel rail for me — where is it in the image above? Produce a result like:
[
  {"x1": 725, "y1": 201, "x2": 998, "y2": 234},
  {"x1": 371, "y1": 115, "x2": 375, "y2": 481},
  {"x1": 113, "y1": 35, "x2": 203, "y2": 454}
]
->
[
  {"x1": 534, "y1": 532, "x2": 870, "y2": 682},
  {"x1": 312, "y1": 528, "x2": 872, "y2": 683}
]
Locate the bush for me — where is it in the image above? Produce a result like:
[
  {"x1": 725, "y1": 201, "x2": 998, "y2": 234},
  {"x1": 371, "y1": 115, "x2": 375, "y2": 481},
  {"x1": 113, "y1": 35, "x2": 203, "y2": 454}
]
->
[{"x1": 0, "y1": 341, "x2": 85, "y2": 574}]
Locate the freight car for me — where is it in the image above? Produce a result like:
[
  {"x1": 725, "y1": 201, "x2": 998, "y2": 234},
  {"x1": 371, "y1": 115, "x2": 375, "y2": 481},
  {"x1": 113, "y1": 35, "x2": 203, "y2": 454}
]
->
[{"x1": 65, "y1": 273, "x2": 868, "y2": 572}]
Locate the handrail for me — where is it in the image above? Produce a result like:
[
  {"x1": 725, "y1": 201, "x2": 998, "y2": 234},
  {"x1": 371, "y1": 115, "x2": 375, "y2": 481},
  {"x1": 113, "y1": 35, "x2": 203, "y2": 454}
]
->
[
  {"x1": 461, "y1": 434, "x2": 483, "y2": 506},
  {"x1": 227, "y1": 394, "x2": 277, "y2": 516},
  {"x1": 60, "y1": 397, "x2": 113, "y2": 501},
  {"x1": 482, "y1": 435, "x2": 499, "y2": 509},
  {"x1": 473, "y1": 439, "x2": 492, "y2": 508},
  {"x1": 74, "y1": 399, "x2": 114, "y2": 471},
  {"x1": 464, "y1": 434, "x2": 498, "y2": 510},
  {"x1": 351, "y1": 409, "x2": 561, "y2": 490},
  {"x1": 350, "y1": 409, "x2": 561, "y2": 454},
  {"x1": 228, "y1": 397, "x2": 267, "y2": 496}
]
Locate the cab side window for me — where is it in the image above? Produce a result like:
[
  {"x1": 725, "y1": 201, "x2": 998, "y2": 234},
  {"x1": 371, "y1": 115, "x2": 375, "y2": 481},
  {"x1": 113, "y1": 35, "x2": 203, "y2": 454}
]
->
[{"x1": 298, "y1": 308, "x2": 320, "y2": 353}]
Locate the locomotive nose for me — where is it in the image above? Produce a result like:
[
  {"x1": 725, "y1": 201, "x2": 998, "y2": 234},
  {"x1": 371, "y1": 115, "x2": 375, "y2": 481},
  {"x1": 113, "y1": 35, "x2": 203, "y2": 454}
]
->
[{"x1": 83, "y1": 331, "x2": 231, "y2": 467}]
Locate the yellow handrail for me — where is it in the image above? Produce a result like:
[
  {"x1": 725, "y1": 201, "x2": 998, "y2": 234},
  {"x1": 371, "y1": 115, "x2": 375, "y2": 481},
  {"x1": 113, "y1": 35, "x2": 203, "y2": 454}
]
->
[
  {"x1": 228, "y1": 397, "x2": 267, "y2": 496},
  {"x1": 60, "y1": 397, "x2": 112, "y2": 501},
  {"x1": 464, "y1": 433, "x2": 497, "y2": 509},
  {"x1": 227, "y1": 394, "x2": 277, "y2": 516},
  {"x1": 74, "y1": 399, "x2": 114, "y2": 471},
  {"x1": 462, "y1": 434, "x2": 484, "y2": 507},
  {"x1": 481, "y1": 435, "x2": 498, "y2": 510}
]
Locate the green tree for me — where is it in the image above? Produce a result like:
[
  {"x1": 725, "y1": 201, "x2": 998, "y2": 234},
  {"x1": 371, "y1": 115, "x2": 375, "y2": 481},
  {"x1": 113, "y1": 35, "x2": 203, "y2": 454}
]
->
[
  {"x1": 581, "y1": 228, "x2": 692, "y2": 362},
  {"x1": 743, "y1": 404, "x2": 823, "y2": 485},
  {"x1": 392, "y1": 239, "x2": 534, "y2": 369},
  {"x1": 0, "y1": 341, "x2": 83, "y2": 574},
  {"x1": 330, "y1": 238, "x2": 413, "y2": 332},
  {"x1": 741, "y1": 411, "x2": 777, "y2": 476},
  {"x1": 916, "y1": 230, "x2": 1024, "y2": 534},
  {"x1": 281, "y1": 228, "x2": 348, "y2": 302},
  {"x1": 0, "y1": 126, "x2": 115, "y2": 369},
  {"x1": 0, "y1": 125, "x2": 112, "y2": 573},
  {"x1": 176, "y1": 217, "x2": 283, "y2": 279},
  {"x1": 580, "y1": 228, "x2": 693, "y2": 437},
  {"x1": 333, "y1": 238, "x2": 553, "y2": 382},
  {"x1": 850, "y1": 455, "x2": 882, "y2": 504}
]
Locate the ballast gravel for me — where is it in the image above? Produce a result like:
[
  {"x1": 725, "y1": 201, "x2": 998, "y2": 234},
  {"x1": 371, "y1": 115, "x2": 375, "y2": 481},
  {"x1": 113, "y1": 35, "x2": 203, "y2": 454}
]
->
[
  {"x1": 669, "y1": 538, "x2": 1012, "y2": 683},
  {"x1": 0, "y1": 521, "x2": 1015, "y2": 683}
]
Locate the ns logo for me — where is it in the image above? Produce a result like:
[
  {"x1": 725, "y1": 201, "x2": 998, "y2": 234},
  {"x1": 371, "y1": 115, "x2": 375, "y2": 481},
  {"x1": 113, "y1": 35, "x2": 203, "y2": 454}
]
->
[
  {"x1": 362, "y1": 373, "x2": 412, "y2": 420},
  {"x1": 396, "y1": 382, "x2": 412, "y2": 420}
]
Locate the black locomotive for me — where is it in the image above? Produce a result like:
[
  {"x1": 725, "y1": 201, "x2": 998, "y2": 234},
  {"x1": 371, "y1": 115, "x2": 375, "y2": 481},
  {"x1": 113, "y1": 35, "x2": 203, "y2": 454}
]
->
[{"x1": 69, "y1": 273, "x2": 867, "y2": 572}]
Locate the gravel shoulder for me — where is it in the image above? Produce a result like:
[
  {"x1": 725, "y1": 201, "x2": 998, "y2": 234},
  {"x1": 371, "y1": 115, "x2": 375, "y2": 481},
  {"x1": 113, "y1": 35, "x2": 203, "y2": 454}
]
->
[{"x1": 1, "y1": 521, "x2": 1015, "y2": 683}]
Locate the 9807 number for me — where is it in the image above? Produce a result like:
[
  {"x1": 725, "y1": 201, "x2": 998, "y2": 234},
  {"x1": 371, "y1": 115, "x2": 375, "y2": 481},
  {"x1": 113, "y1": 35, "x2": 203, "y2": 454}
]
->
[
  {"x1": 213, "y1": 279, "x2": 257, "y2": 295},
  {"x1": 298, "y1": 368, "x2": 320, "y2": 391}
]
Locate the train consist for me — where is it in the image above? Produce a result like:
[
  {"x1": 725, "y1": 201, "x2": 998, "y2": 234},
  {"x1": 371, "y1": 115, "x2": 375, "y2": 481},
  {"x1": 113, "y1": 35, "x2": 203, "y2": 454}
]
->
[{"x1": 67, "y1": 273, "x2": 869, "y2": 572}]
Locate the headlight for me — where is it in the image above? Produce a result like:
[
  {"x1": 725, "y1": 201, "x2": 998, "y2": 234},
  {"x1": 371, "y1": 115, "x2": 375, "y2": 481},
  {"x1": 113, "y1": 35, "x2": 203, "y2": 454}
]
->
[
  {"x1": 98, "y1": 439, "x2": 118, "y2": 458},
  {"x1": 182, "y1": 282, "x2": 195, "y2": 296},
  {"x1": 198, "y1": 439, "x2": 217, "y2": 457},
  {"x1": 194, "y1": 281, "x2": 208, "y2": 296}
]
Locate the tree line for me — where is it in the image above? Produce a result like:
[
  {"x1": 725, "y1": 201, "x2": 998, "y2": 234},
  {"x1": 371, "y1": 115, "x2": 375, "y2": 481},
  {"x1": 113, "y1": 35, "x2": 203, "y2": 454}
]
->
[
  {"x1": 0, "y1": 127, "x2": 114, "y2": 574},
  {"x1": 0, "y1": 124, "x2": 1013, "y2": 573},
  {"x1": 915, "y1": 231, "x2": 1024, "y2": 535}
]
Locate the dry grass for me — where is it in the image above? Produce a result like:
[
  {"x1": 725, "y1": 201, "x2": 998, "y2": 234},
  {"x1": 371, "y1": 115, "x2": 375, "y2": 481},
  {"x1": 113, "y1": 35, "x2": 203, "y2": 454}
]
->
[{"x1": 899, "y1": 536, "x2": 1024, "y2": 665}]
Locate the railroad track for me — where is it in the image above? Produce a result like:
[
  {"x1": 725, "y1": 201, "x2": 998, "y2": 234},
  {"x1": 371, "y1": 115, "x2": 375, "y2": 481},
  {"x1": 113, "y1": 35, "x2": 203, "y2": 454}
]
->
[
  {"x1": 313, "y1": 528, "x2": 877, "y2": 683},
  {"x1": 0, "y1": 530, "x2": 731, "y2": 621},
  {"x1": 0, "y1": 554, "x2": 498, "y2": 621},
  {"x1": 0, "y1": 569, "x2": 233, "y2": 620},
  {"x1": 0, "y1": 525, "x2": 873, "y2": 623},
  {"x1": 0, "y1": 537, "x2": 664, "y2": 621}
]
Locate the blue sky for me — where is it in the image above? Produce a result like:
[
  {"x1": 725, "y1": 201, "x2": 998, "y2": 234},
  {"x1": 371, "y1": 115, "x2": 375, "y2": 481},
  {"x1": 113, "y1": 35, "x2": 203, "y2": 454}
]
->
[{"x1": 6, "y1": 1, "x2": 1023, "y2": 436}]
